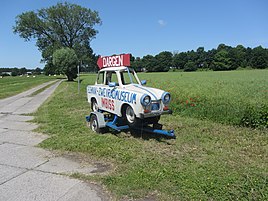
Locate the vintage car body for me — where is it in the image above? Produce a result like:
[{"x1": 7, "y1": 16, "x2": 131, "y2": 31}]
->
[{"x1": 87, "y1": 66, "x2": 172, "y2": 126}]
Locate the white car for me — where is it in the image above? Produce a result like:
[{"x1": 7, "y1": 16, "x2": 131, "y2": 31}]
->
[{"x1": 87, "y1": 66, "x2": 172, "y2": 127}]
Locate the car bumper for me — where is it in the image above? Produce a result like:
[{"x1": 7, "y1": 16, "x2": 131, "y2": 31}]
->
[{"x1": 139, "y1": 109, "x2": 172, "y2": 119}]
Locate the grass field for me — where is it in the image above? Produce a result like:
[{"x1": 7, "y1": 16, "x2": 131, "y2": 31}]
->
[
  {"x1": 0, "y1": 75, "x2": 57, "y2": 99},
  {"x1": 34, "y1": 70, "x2": 268, "y2": 200},
  {"x1": 138, "y1": 70, "x2": 268, "y2": 128}
]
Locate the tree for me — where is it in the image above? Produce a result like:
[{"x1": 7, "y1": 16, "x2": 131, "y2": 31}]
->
[
  {"x1": 183, "y1": 50, "x2": 199, "y2": 70},
  {"x1": 210, "y1": 50, "x2": 232, "y2": 71},
  {"x1": 34, "y1": 67, "x2": 42, "y2": 75},
  {"x1": 206, "y1": 48, "x2": 217, "y2": 68},
  {"x1": 217, "y1": 43, "x2": 232, "y2": 52},
  {"x1": 173, "y1": 52, "x2": 187, "y2": 69},
  {"x1": 184, "y1": 61, "x2": 197, "y2": 72},
  {"x1": 250, "y1": 46, "x2": 268, "y2": 69},
  {"x1": 53, "y1": 48, "x2": 78, "y2": 81},
  {"x1": 131, "y1": 57, "x2": 143, "y2": 72},
  {"x1": 230, "y1": 45, "x2": 247, "y2": 68},
  {"x1": 19, "y1": 67, "x2": 27, "y2": 75},
  {"x1": 11, "y1": 68, "x2": 19, "y2": 76},
  {"x1": 196, "y1": 47, "x2": 207, "y2": 69},
  {"x1": 43, "y1": 61, "x2": 57, "y2": 75},
  {"x1": 141, "y1": 55, "x2": 158, "y2": 72},
  {"x1": 154, "y1": 51, "x2": 173, "y2": 72},
  {"x1": 14, "y1": 2, "x2": 101, "y2": 78}
]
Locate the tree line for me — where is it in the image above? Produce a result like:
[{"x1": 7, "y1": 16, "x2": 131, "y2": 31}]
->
[
  {"x1": 0, "y1": 67, "x2": 42, "y2": 76},
  {"x1": 131, "y1": 44, "x2": 268, "y2": 72},
  {"x1": 4, "y1": 44, "x2": 267, "y2": 76}
]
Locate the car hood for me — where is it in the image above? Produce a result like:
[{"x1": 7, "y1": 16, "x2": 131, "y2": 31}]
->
[{"x1": 122, "y1": 84, "x2": 165, "y2": 100}]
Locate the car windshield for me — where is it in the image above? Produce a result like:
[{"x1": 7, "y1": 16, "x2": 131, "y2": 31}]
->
[{"x1": 120, "y1": 69, "x2": 139, "y2": 85}]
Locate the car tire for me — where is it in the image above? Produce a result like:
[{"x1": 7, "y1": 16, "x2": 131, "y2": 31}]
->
[
  {"x1": 88, "y1": 114, "x2": 108, "y2": 134},
  {"x1": 89, "y1": 114, "x2": 100, "y2": 133},
  {"x1": 91, "y1": 99, "x2": 98, "y2": 112},
  {"x1": 123, "y1": 105, "x2": 141, "y2": 128}
]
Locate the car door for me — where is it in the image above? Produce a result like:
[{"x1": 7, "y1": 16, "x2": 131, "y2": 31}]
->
[{"x1": 98, "y1": 70, "x2": 119, "y2": 113}]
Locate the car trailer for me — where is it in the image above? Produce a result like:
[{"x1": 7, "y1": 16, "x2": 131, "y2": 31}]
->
[{"x1": 86, "y1": 111, "x2": 175, "y2": 138}]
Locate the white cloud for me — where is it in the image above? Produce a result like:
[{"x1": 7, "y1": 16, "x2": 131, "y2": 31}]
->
[{"x1": 158, "y1": 19, "x2": 166, "y2": 27}]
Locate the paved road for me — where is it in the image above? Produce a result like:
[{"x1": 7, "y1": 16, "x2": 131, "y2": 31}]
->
[{"x1": 0, "y1": 80, "x2": 108, "y2": 201}]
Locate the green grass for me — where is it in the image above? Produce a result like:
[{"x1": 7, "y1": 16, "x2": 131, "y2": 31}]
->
[
  {"x1": 0, "y1": 75, "x2": 57, "y2": 99},
  {"x1": 29, "y1": 81, "x2": 58, "y2": 97},
  {"x1": 33, "y1": 70, "x2": 268, "y2": 200},
  {"x1": 138, "y1": 70, "x2": 268, "y2": 128}
]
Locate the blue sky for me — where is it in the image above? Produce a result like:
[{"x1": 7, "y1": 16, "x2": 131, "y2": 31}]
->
[{"x1": 0, "y1": 0, "x2": 267, "y2": 69}]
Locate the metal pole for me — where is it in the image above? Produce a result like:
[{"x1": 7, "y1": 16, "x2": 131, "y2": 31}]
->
[{"x1": 77, "y1": 61, "x2": 81, "y2": 94}]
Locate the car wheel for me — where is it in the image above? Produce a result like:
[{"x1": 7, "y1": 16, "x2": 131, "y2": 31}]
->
[
  {"x1": 91, "y1": 99, "x2": 98, "y2": 112},
  {"x1": 124, "y1": 105, "x2": 141, "y2": 127},
  {"x1": 88, "y1": 113, "x2": 108, "y2": 134},
  {"x1": 89, "y1": 114, "x2": 100, "y2": 133}
]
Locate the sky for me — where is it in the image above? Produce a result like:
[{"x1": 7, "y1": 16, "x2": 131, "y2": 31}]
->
[{"x1": 0, "y1": 0, "x2": 267, "y2": 69}]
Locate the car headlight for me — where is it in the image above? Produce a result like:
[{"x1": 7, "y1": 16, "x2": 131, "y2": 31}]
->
[
  {"x1": 140, "y1": 94, "x2": 151, "y2": 106},
  {"x1": 162, "y1": 92, "x2": 171, "y2": 104}
]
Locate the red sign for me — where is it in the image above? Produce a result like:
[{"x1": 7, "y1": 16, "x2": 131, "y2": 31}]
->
[{"x1": 97, "y1": 54, "x2": 131, "y2": 69}]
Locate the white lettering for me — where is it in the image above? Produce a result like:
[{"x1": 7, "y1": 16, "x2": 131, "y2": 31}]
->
[
  {"x1": 103, "y1": 57, "x2": 107, "y2": 67},
  {"x1": 108, "y1": 57, "x2": 112, "y2": 66},
  {"x1": 113, "y1": 56, "x2": 117, "y2": 66},
  {"x1": 118, "y1": 55, "x2": 123, "y2": 66},
  {"x1": 102, "y1": 55, "x2": 125, "y2": 67}
]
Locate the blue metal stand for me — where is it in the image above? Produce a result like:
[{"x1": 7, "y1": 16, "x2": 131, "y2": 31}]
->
[
  {"x1": 105, "y1": 115, "x2": 129, "y2": 132},
  {"x1": 135, "y1": 127, "x2": 175, "y2": 137},
  {"x1": 86, "y1": 112, "x2": 175, "y2": 138}
]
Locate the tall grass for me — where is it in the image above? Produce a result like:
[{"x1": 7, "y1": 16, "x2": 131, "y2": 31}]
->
[{"x1": 137, "y1": 70, "x2": 268, "y2": 128}]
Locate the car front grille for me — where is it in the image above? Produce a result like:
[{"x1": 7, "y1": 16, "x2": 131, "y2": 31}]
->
[{"x1": 151, "y1": 102, "x2": 160, "y2": 111}]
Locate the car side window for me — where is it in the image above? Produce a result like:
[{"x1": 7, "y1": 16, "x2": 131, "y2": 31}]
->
[
  {"x1": 97, "y1": 72, "x2": 104, "y2": 84},
  {"x1": 120, "y1": 71, "x2": 139, "y2": 85},
  {"x1": 106, "y1": 71, "x2": 119, "y2": 85}
]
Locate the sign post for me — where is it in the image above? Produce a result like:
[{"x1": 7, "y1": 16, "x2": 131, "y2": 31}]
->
[{"x1": 77, "y1": 61, "x2": 81, "y2": 94}]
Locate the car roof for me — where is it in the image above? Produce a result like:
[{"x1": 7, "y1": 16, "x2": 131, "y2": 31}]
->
[{"x1": 99, "y1": 66, "x2": 131, "y2": 72}]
